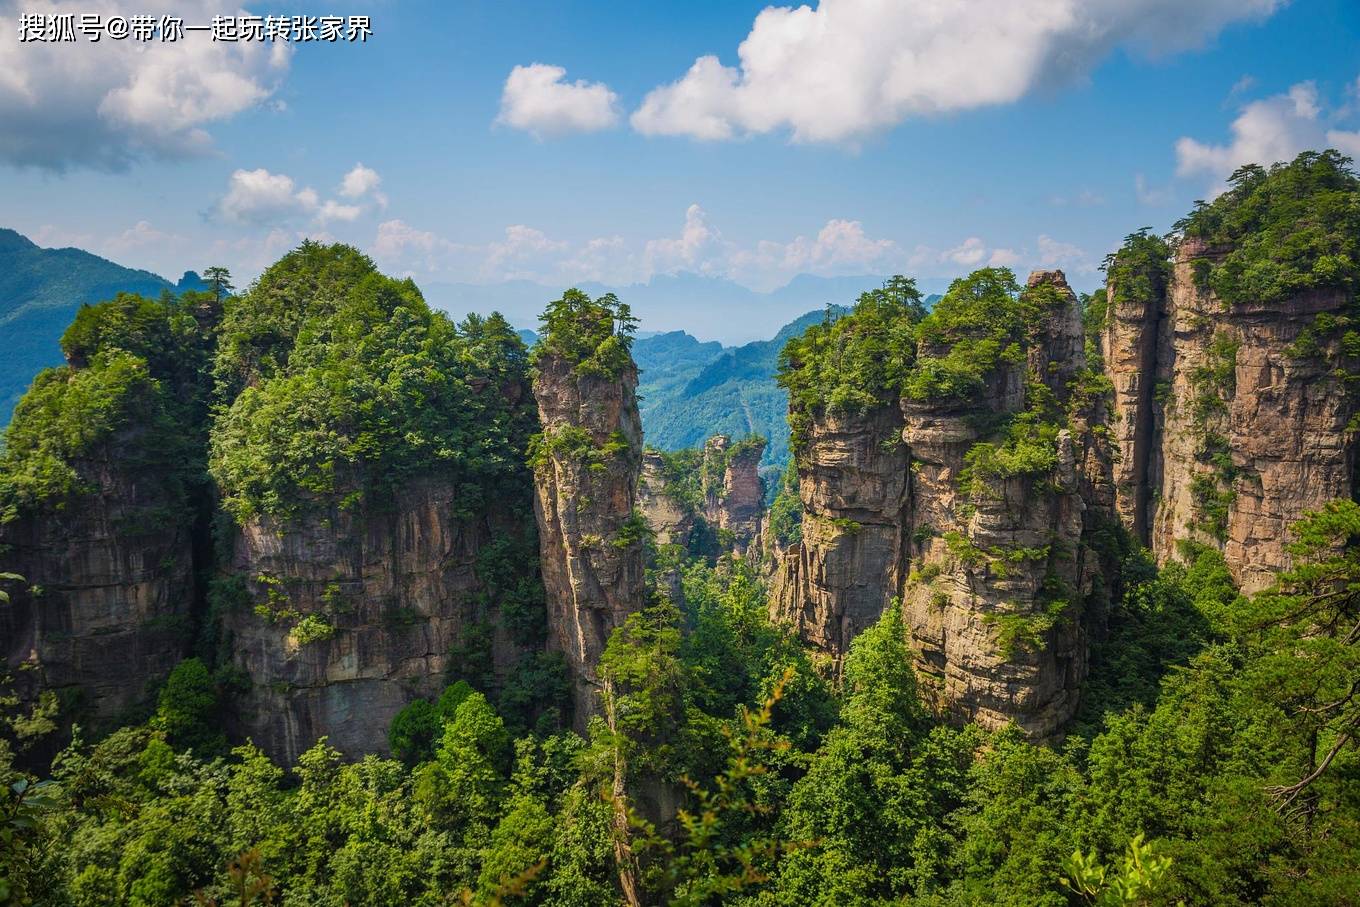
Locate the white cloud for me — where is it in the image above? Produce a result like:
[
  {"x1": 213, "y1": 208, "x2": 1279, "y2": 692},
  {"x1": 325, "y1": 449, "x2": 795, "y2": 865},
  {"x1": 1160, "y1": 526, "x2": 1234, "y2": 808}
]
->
[
  {"x1": 317, "y1": 200, "x2": 362, "y2": 224},
  {"x1": 0, "y1": 0, "x2": 290, "y2": 170},
  {"x1": 1036, "y1": 234, "x2": 1095, "y2": 273},
  {"x1": 372, "y1": 219, "x2": 463, "y2": 276},
  {"x1": 217, "y1": 166, "x2": 385, "y2": 226},
  {"x1": 218, "y1": 168, "x2": 318, "y2": 225},
  {"x1": 631, "y1": 0, "x2": 1283, "y2": 143},
  {"x1": 1176, "y1": 80, "x2": 1360, "y2": 183},
  {"x1": 644, "y1": 204, "x2": 728, "y2": 276},
  {"x1": 482, "y1": 225, "x2": 570, "y2": 280},
  {"x1": 496, "y1": 63, "x2": 620, "y2": 138},
  {"x1": 367, "y1": 206, "x2": 1035, "y2": 293},
  {"x1": 339, "y1": 163, "x2": 383, "y2": 199}
]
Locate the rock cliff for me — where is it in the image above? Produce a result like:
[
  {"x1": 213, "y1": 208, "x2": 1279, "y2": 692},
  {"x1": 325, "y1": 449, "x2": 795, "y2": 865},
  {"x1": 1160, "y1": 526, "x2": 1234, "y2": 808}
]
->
[
  {"x1": 219, "y1": 480, "x2": 539, "y2": 763},
  {"x1": 531, "y1": 351, "x2": 646, "y2": 725},
  {"x1": 637, "y1": 450, "x2": 694, "y2": 549},
  {"x1": 701, "y1": 435, "x2": 766, "y2": 555},
  {"x1": 1104, "y1": 237, "x2": 1359, "y2": 592},
  {"x1": 772, "y1": 269, "x2": 1111, "y2": 737},
  {"x1": 769, "y1": 407, "x2": 908, "y2": 655},
  {"x1": 0, "y1": 424, "x2": 196, "y2": 727},
  {"x1": 901, "y1": 271, "x2": 1103, "y2": 738}
]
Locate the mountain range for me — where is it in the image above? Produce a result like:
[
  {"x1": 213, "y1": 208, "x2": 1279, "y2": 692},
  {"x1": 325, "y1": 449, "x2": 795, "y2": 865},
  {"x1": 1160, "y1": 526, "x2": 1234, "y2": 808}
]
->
[
  {"x1": 0, "y1": 228, "x2": 921, "y2": 460},
  {"x1": 0, "y1": 228, "x2": 206, "y2": 421},
  {"x1": 422, "y1": 271, "x2": 945, "y2": 345}
]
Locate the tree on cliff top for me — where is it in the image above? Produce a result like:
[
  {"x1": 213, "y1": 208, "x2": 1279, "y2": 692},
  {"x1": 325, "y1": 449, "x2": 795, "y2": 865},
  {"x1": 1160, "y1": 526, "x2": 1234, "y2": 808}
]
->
[
  {"x1": 1176, "y1": 149, "x2": 1360, "y2": 306},
  {"x1": 533, "y1": 288, "x2": 638, "y2": 379},
  {"x1": 208, "y1": 243, "x2": 535, "y2": 523},
  {"x1": 777, "y1": 274, "x2": 924, "y2": 450}
]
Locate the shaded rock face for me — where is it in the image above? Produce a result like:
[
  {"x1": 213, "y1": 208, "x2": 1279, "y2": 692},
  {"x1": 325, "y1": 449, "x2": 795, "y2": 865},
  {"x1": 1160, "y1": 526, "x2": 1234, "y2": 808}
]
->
[
  {"x1": 702, "y1": 435, "x2": 766, "y2": 555},
  {"x1": 1104, "y1": 239, "x2": 1359, "y2": 592},
  {"x1": 220, "y1": 480, "x2": 530, "y2": 764},
  {"x1": 0, "y1": 434, "x2": 195, "y2": 726},
  {"x1": 531, "y1": 354, "x2": 646, "y2": 726},
  {"x1": 770, "y1": 406, "x2": 908, "y2": 655},
  {"x1": 638, "y1": 451, "x2": 693, "y2": 548},
  {"x1": 773, "y1": 270, "x2": 1110, "y2": 739}
]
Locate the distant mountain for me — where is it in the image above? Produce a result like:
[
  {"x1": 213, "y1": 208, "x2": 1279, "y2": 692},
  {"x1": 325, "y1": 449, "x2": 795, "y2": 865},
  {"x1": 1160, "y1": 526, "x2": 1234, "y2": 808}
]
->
[
  {"x1": 635, "y1": 307, "x2": 843, "y2": 471},
  {"x1": 633, "y1": 293, "x2": 940, "y2": 471},
  {"x1": 421, "y1": 271, "x2": 941, "y2": 345},
  {"x1": 0, "y1": 228, "x2": 206, "y2": 424}
]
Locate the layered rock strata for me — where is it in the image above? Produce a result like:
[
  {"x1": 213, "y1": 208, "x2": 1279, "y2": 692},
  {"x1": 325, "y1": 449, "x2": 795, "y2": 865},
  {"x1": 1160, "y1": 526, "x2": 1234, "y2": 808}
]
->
[{"x1": 220, "y1": 480, "x2": 533, "y2": 763}]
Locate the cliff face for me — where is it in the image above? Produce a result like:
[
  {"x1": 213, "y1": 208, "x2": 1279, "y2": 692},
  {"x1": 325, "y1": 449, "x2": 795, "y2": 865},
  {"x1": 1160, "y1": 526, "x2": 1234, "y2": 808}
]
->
[
  {"x1": 637, "y1": 435, "x2": 767, "y2": 562},
  {"x1": 531, "y1": 353, "x2": 646, "y2": 725},
  {"x1": 702, "y1": 435, "x2": 766, "y2": 555},
  {"x1": 638, "y1": 451, "x2": 693, "y2": 548},
  {"x1": 0, "y1": 430, "x2": 195, "y2": 726},
  {"x1": 902, "y1": 272, "x2": 1102, "y2": 739},
  {"x1": 769, "y1": 407, "x2": 908, "y2": 654},
  {"x1": 1105, "y1": 239, "x2": 1359, "y2": 592},
  {"x1": 220, "y1": 480, "x2": 534, "y2": 763},
  {"x1": 772, "y1": 270, "x2": 1110, "y2": 738}
]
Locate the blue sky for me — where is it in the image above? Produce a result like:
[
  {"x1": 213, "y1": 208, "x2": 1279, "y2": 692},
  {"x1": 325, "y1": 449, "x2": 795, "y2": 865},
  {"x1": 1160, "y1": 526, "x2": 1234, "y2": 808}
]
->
[{"x1": 1, "y1": 0, "x2": 1358, "y2": 341}]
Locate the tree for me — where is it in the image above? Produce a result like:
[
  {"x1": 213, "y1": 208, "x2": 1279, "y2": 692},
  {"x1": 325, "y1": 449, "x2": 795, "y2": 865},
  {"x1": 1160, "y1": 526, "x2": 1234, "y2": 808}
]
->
[
  {"x1": 203, "y1": 266, "x2": 235, "y2": 306},
  {"x1": 155, "y1": 657, "x2": 225, "y2": 756},
  {"x1": 1241, "y1": 499, "x2": 1360, "y2": 815}
]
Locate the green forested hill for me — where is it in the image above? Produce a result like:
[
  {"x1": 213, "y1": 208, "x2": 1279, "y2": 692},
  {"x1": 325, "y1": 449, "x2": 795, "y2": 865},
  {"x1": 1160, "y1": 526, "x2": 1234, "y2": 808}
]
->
[
  {"x1": 635, "y1": 298, "x2": 939, "y2": 472},
  {"x1": 638, "y1": 309, "x2": 831, "y2": 471},
  {"x1": 0, "y1": 228, "x2": 205, "y2": 423}
]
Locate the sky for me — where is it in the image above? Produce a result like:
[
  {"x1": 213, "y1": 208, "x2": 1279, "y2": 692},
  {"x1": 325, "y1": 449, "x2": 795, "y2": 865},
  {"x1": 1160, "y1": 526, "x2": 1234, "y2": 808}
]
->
[{"x1": 1, "y1": 0, "x2": 1358, "y2": 342}]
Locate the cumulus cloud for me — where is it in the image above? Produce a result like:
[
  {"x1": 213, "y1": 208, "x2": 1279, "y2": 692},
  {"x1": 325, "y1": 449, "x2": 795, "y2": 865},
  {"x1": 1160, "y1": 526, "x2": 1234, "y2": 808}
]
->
[
  {"x1": 1036, "y1": 234, "x2": 1096, "y2": 273},
  {"x1": 0, "y1": 0, "x2": 290, "y2": 170},
  {"x1": 217, "y1": 165, "x2": 384, "y2": 226},
  {"x1": 339, "y1": 163, "x2": 383, "y2": 199},
  {"x1": 218, "y1": 168, "x2": 317, "y2": 225},
  {"x1": 631, "y1": 0, "x2": 1283, "y2": 143},
  {"x1": 496, "y1": 63, "x2": 620, "y2": 138},
  {"x1": 1176, "y1": 80, "x2": 1360, "y2": 183},
  {"x1": 371, "y1": 205, "x2": 937, "y2": 292}
]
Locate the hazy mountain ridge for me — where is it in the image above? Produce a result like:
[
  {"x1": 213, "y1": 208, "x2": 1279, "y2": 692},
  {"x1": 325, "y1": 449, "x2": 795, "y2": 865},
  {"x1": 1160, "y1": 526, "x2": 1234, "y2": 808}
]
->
[{"x1": 0, "y1": 228, "x2": 206, "y2": 422}]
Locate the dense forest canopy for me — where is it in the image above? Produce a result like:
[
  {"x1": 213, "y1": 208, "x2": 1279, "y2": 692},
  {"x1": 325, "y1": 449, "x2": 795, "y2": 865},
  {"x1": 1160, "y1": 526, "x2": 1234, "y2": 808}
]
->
[{"x1": 209, "y1": 244, "x2": 537, "y2": 523}]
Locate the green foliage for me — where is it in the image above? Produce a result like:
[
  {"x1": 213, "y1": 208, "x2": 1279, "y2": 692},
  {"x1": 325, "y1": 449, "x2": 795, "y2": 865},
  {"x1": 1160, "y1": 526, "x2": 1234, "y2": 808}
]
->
[
  {"x1": 210, "y1": 243, "x2": 534, "y2": 523},
  {"x1": 0, "y1": 350, "x2": 190, "y2": 522},
  {"x1": 1176, "y1": 150, "x2": 1360, "y2": 306},
  {"x1": 779, "y1": 276, "x2": 925, "y2": 448},
  {"x1": 905, "y1": 267, "x2": 1044, "y2": 403},
  {"x1": 1103, "y1": 230, "x2": 1172, "y2": 319},
  {"x1": 289, "y1": 613, "x2": 335, "y2": 646},
  {"x1": 154, "y1": 658, "x2": 225, "y2": 757},
  {"x1": 766, "y1": 459, "x2": 804, "y2": 547},
  {"x1": 1062, "y1": 833, "x2": 1176, "y2": 906},
  {"x1": 532, "y1": 288, "x2": 637, "y2": 379}
]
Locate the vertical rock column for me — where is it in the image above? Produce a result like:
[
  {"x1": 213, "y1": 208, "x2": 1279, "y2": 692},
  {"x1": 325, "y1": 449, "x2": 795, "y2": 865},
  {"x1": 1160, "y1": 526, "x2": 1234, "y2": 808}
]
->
[
  {"x1": 1102, "y1": 250, "x2": 1168, "y2": 543},
  {"x1": 769, "y1": 406, "x2": 909, "y2": 656},
  {"x1": 531, "y1": 352, "x2": 646, "y2": 726},
  {"x1": 701, "y1": 435, "x2": 767, "y2": 556},
  {"x1": 901, "y1": 270, "x2": 1099, "y2": 740},
  {"x1": 1146, "y1": 239, "x2": 1359, "y2": 592}
]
